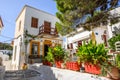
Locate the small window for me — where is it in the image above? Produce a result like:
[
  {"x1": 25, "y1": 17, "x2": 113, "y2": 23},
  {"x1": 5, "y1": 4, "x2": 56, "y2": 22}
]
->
[
  {"x1": 32, "y1": 43, "x2": 38, "y2": 55},
  {"x1": 78, "y1": 40, "x2": 82, "y2": 47},
  {"x1": 30, "y1": 41, "x2": 40, "y2": 56},
  {"x1": 31, "y1": 17, "x2": 38, "y2": 28},
  {"x1": 19, "y1": 21, "x2": 21, "y2": 31}
]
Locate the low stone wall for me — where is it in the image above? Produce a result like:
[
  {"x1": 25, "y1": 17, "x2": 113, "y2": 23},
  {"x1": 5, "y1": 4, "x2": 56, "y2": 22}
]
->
[{"x1": 29, "y1": 64, "x2": 109, "y2": 80}]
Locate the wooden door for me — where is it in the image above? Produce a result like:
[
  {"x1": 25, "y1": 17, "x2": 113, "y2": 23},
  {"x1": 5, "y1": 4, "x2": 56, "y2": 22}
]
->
[{"x1": 44, "y1": 21, "x2": 51, "y2": 33}]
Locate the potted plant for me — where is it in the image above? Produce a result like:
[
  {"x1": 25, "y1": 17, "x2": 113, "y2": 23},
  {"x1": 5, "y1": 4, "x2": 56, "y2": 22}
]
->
[
  {"x1": 108, "y1": 36, "x2": 120, "y2": 79},
  {"x1": 52, "y1": 45, "x2": 65, "y2": 68},
  {"x1": 76, "y1": 40, "x2": 110, "y2": 75},
  {"x1": 46, "y1": 45, "x2": 65, "y2": 68},
  {"x1": 44, "y1": 47, "x2": 54, "y2": 66},
  {"x1": 106, "y1": 54, "x2": 120, "y2": 80}
]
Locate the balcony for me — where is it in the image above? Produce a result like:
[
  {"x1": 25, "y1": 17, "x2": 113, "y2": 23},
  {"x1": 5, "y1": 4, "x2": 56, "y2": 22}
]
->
[{"x1": 39, "y1": 25, "x2": 58, "y2": 37}]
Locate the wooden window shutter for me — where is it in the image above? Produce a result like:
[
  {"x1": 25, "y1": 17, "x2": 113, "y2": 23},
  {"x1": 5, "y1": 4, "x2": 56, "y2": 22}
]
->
[
  {"x1": 67, "y1": 44, "x2": 70, "y2": 49},
  {"x1": 103, "y1": 34, "x2": 107, "y2": 47},
  {"x1": 78, "y1": 40, "x2": 82, "y2": 47},
  {"x1": 31, "y1": 17, "x2": 38, "y2": 28}
]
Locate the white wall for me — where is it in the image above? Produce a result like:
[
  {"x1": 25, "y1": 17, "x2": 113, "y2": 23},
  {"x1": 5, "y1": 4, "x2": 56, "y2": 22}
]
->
[
  {"x1": 93, "y1": 26, "x2": 107, "y2": 44},
  {"x1": 24, "y1": 6, "x2": 59, "y2": 35},
  {"x1": 12, "y1": 5, "x2": 60, "y2": 70},
  {"x1": 66, "y1": 26, "x2": 108, "y2": 50},
  {"x1": 14, "y1": 8, "x2": 26, "y2": 38},
  {"x1": 12, "y1": 36, "x2": 22, "y2": 70},
  {"x1": 107, "y1": 7, "x2": 120, "y2": 39},
  {"x1": 66, "y1": 31, "x2": 90, "y2": 50},
  {"x1": 67, "y1": 31, "x2": 90, "y2": 44}
]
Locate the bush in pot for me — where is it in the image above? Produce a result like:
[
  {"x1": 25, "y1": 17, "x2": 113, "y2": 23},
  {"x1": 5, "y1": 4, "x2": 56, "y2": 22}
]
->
[
  {"x1": 44, "y1": 47, "x2": 54, "y2": 66},
  {"x1": 76, "y1": 40, "x2": 110, "y2": 74},
  {"x1": 106, "y1": 54, "x2": 120, "y2": 80},
  {"x1": 45, "y1": 45, "x2": 66, "y2": 68},
  {"x1": 108, "y1": 36, "x2": 120, "y2": 79},
  {"x1": 52, "y1": 45, "x2": 66, "y2": 68}
]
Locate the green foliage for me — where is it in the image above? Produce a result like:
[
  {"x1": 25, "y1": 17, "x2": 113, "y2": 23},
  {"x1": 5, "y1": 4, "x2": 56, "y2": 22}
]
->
[
  {"x1": 76, "y1": 40, "x2": 109, "y2": 65},
  {"x1": 53, "y1": 45, "x2": 66, "y2": 61},
  {"x1": 76, "y1": 40, "x2": 113, "y2": 75},
  {"x1": 0, "y1": 43, "x2": 13, "y2": 50},
  {"x1": 55, "y1": 0, "x2": 120, "y2": 35},
  {"x1": 110, "y1": 17, "x2": 120, "y2": 26},
  {"x1": 24, "y1": 29, "x2": 38, "y2": 39},
  {"x1": 116, "y1": 54, "x2": 120, "y2": 68},
  {"x1": 86, "y1": 11, "x2": 108, "y2": 26},
  {"x1": 46, "y1": 45, "x2": 66, "y2": 62},
  {"x1": 108, "y1": 34, "x2": 120, "y2": 50},
  {"x1": 45, "y1": 47, "x2": 54, "y2": 63}
]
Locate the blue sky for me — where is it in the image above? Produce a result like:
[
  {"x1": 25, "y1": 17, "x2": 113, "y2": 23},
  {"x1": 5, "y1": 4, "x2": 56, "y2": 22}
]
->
[{"x1": 0, "y1": 0, "x2": 57, "y2": 43}]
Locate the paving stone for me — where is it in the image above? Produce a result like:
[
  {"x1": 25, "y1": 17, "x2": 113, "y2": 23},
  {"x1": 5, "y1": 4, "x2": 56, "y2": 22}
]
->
[{"x1": 4, "y1": 69, "x2": 41, "y2": 80}]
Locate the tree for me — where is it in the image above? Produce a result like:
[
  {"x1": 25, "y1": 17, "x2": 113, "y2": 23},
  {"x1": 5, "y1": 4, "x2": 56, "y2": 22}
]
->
[
  {"x1": 0, "y1": 43, "x2": 13, "y2": 50},
  {"x1": 55, "y1": 0, "x2": 120, "y2": 35}
]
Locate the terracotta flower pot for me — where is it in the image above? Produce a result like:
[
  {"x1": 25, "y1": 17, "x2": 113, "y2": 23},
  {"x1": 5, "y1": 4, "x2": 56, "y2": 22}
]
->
[
  {"x1": 84, "y1": 62, "x2": 101, "y2": 74},
  {"x1": 55, "y1": 61, "x2": 63, "y2": 68},
  {"x1": 107, "y1": 67, "x2": 120, "y2": 80}
]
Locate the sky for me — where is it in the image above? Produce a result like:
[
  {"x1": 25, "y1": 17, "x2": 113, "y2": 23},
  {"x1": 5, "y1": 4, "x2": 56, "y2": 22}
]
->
[{"x1": 0, "y1": 0, "x2": 57, "y2": 43}]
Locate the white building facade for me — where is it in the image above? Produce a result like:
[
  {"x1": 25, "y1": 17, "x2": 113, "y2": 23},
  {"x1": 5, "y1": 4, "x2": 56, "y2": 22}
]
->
[
  {"x1": 107, "y1": 7, "x2": 120, "y2": 39},
  {"x1": 65, "y1": 7, "x2": 120, "y2": 54},
  {"x1": 0, "y1": 17, "x2": 4, "y2": 34},
  {"x1": 12, "y1": 5, "x2": 62, "y2": 70},
  {"x1": 65, "y1": 26, "x2": 108, "y2": 54}
]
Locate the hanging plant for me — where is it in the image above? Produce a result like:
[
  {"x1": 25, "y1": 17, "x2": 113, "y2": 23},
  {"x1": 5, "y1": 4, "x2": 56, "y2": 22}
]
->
[{"x1": 24, "y1": 29, "x2": 38, "y2": 39}]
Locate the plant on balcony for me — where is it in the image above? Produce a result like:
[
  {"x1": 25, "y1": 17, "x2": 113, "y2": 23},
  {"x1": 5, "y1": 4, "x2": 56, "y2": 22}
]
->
[{"x1": 76, "y1": 40, "x2": 110, "y2": 74}]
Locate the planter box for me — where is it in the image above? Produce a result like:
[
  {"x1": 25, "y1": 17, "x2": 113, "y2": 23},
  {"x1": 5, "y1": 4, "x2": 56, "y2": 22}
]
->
[
  {"x1": 107, "y1": 67, "x2": 120, "y2": 80},
  {"x1": 55, "y1": 61, "x2": 63, "y2": 68},
  {"x1": 85, "y1": 63, "x2": 101, "y2": 75},
  {"x1": 66, "y1": 61, "x2": 80, "y2": 71},
  {"x1": 43, "y1": 61, "x2": 52, "y2": 66}
]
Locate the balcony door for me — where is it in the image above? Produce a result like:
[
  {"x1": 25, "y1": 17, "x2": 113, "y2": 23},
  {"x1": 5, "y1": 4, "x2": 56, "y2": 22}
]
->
[{"x1": 44, "y1": 21, "x2": 51, "y2": 34}]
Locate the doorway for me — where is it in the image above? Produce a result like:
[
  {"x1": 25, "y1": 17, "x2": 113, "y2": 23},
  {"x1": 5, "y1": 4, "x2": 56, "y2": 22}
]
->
[
  {"x1": 43, "y1": 40, "x2": 52, "y2": 57},
  {"x1": 44, "y1": 44, "x2": 50, "y2": 57}
]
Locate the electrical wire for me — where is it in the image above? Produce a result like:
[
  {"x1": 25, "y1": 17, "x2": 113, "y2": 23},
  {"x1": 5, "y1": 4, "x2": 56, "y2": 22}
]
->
[{"x1": 0, "y1": 34, "x2": 13, "y2": 39}]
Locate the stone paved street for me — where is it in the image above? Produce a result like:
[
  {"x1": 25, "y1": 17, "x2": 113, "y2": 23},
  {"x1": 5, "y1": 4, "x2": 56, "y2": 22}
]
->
[
  {"x1": 28, "y1": 64, "x2": 110, "y2": 80},
  {"x1": 4, "y1": 69, "x2": 41, "y2": 80},
  {"x1": 1, "y1": 64, "x2": 110, "y2": 80}
]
